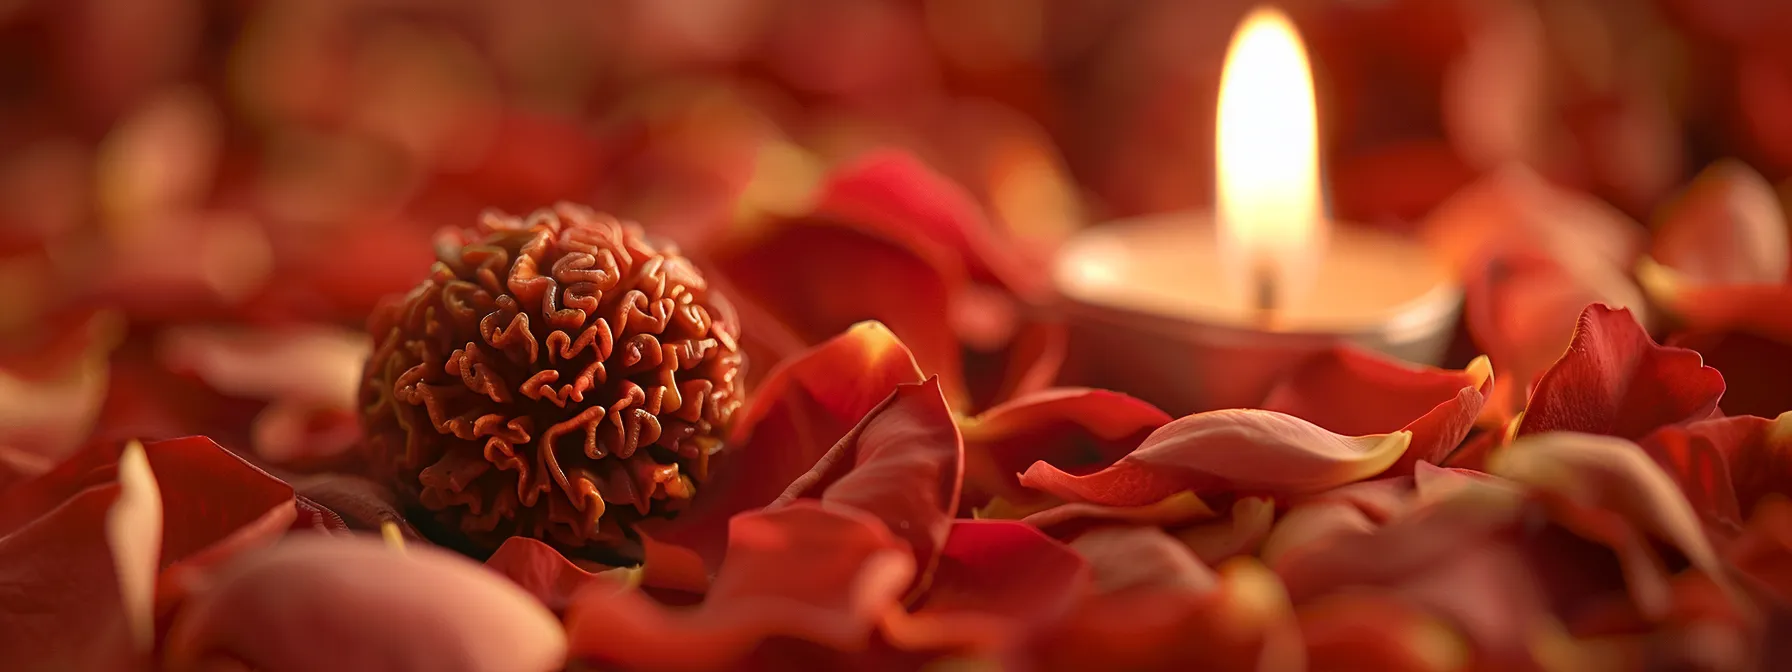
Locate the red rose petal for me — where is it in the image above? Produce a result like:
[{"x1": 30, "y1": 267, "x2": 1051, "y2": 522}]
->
[
  {"x1": 959, "y1": 387, "x2": 1168, "y2": 511},
  {"x1": 0, "y1": 441, "x2": 161, "y2": 671},
  {"x1": 1298, "y1": 593, "x2": 1469, "y2": 672},
  {"x1": 812, "y1": 150, "x2": 1039, "y2": 298},
  {"x1": 1177, "y1": 496, "x2": 1277, "y2": 565},
  {"x1": 1670, "y1": 329, "x2": 1792, "y2": 419},
  {"x1": 1637, "y1": 416, "x2": 1759, "y2": 533},
  {"x1": 1019, "y1": 491, "x2": 1219, "y2": 533},
  {"x1": 486, "y1": 536, "x2": 627, "y2": 613},
  {"x1": 1070, "y1": 525, "x2": 1216, "y2": 595},
  {"x1": 566, "y1": 503, "x2": 914, "y2": 670},
  {"x1": 0, "y1": 484, "x2": 146, "y2": 670},
  {"x1": 881, "y1": 520, "x2": 1090, "y2": 653},
  {"x1": 1262, "y1": 346, "x2": 1491, "y2": 474},
  {"x1": 1517, "y1": 304, "x2": 1725, "y2": 440},
  {"x1": 637, "y1": 322, "x2": 924, "y2": 587},
  {"x1": 1019, "y1": 409, "x2": 1411, "y2": 507},
  {"x1": 1643, "y1": 272, "x2": 1792, "y2": 343},
  {"x1": 1726, "y1": 496, "x2": 1792, "y2": 603},
  {"x1": 1650, "y1": 160, "x2": 1789, "y2": 286},
  {"x1": 710, "y1": 217, "x2": 968, "y2": 406},
  {"x1": 1033, "y1": 558, "x2": 1303, "y2": 672},
  {"x1": 773, "y1": 378, "x2": 963, "y2": 599},
  {"x1": 1490, "y1": 432, "x2": 1734, "y2": 619},
  {"x1": 166, "y1": 535, "x2": 567, "y2": 672},
  {"x1": 1425, "y1": 168, "x2": 1650, "y2": 421}
]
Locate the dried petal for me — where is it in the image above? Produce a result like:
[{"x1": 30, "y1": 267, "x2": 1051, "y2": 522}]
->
[
  {"x1": 774, "y1": 378, "x2": 963, "y2": 599},
  {"x1": 637, "y1": 321, "x2": 923, "y2": 588},
  {"x1": 1517, "y1": 304, "x2": 1724, "y2": 440},
  {"x1": 1263, "y1": 346, "x2": 1491, "y2": 474},
  {"x1": 566, "y1": 503, "x2": 914, "y2": 670},
  {"x1": 166, "y1": 535, "x2": 567, "y2": 672},
  {"x1": 1019, "y1": 409, "x2": 1411, "y2": 507}
]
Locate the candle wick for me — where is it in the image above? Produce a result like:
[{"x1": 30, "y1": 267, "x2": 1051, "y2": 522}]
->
[{"x1": 1254, "y1": 262, "x2": 1278, "y2": 330}]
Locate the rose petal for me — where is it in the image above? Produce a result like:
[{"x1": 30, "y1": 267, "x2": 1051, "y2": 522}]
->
[
  {"x1": 1019, "y1": 491, "x2": 1219, "y2": 532},
  {"x1": 1070, "y1": 525, "x2": 1215, "y2": 595},
  {"x1": 1425, "y1": 167, "x2": 1649, "y2": 420},
  {"x1": 880, "y1": 520, "x2": 1090, "y2": 653},
  {"x1": 1517, "y1": 304, "x2": 1725, "y2": 440},
  {"x1": 166, "y1": 535, "x2": 567, "y2": 672},
  {"x1": 1650, "y1": 160, "x2": 1789, "y2": 286},
  {"x1": 283, "y1": 473, "x2": 418, "y2": 537},
  {"x1": 959, "y1": 387, "x2": 1168, "y2": 511},
  {"x1": 813, "y1": 150, "x2": 1039, "y2": 296},
  {"x1": 1259, "y1": 476, "x2": 1419, "y2": 568},
  {"x1": 1262, "y1": 346, "x2": 1491, "y2": 474},
  {"x1": 1177, "y1": 496, "x2": 1277, "y2": 565},
  {"x1": 566, "y1": 503, "x2": 914, "y2": 670},
  {"x1": 250, "y1": 401, "x2": 362, "y2": 470},
  {"x1": 773, "y1": 377, "x2": 963, "y2": 599},
  {"x1": 1637, "y1": 416, "x2": 1758, "y2": 533},
  {"x1": 1670, "y1": 329, "x2": 1792, "y2": 419},
  {"x1": 0, "y1": 479, "x2": 146, "y2": 670},
  {"x1": 637, "y1": 322, "x2": 924, "y2": 588},
  {"x1": 1489, "y1": 432, "x2": 1734, "y2": 619},
  {"x1": 144, "y1": 437, "x2": 298, "y2": 602},
  {"x1": 1642, "y1": 258, "x2": 1792, "y2": 335},
  {"x1": 1298, "y1": 593, "x2": 1469, "y2": 672},
  {"x1": 158, "y1": 324, "x2": 371, "y2": 408},
  {"x1": 0, "y1": 310, "x2": 123, "y2": 463},
  {"x1": 486, "y1": 536, "x2": 628, "y2": 613},
  {"x1": 710, "y1": 217, "x2": 968, "y2": 405},
  {"x1": 1033, "y1": 558, "x2": 1303, "y2": 672},
  {"x1": 1019, "y1": 409, "x2": 1411, "y2": 507},
  {"x1": 1726, "y1": 495, "x2": 1792, "y2": 603},
  {"x1": 107, "y1": 441, "x2": 162, "y2": 652}
]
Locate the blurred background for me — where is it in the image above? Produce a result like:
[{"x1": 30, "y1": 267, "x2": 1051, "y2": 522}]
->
[{"x1": 0, "y1": 0, "x2": 1788, "y2": 454}]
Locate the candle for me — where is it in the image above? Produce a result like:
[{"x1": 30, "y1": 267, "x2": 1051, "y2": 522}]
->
[{"x1": 1052, "y1": 7, "x2": 1463, "y2": 415}]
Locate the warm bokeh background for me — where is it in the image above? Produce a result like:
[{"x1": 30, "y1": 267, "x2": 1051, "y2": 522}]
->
[{"x1": 2, "y1": 0, "x2": 1790, "y2": 454}]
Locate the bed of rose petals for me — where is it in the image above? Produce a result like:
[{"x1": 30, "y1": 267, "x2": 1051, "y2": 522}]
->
[
  {"x1": 3, "y1": 154, "x2": 1792, "y2": 671},
  {"x1": 8, "y1": 0, "x2": 1792, "y2": 670}
]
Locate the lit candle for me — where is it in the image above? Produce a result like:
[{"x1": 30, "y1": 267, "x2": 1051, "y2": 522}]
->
[{"x1": 1052, "y1": 7, "x2": 1463, "y2": 415}]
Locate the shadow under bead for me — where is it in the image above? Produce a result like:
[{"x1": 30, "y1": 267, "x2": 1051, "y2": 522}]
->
[{"x1": 358, "y1": 203, "x2": 746, "y2": 560}]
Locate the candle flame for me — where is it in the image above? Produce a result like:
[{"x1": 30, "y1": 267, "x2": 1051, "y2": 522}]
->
[{"x1": 1216, "y1": 7, "x2": 1324, "y2": 314}]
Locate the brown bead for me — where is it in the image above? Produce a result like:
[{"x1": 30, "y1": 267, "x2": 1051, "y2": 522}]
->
[{"x1": 359, "y1": 203, "x2": 744, "y2": 557}]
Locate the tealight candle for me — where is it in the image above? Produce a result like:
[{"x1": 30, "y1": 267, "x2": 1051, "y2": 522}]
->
[{"x1": 1052, "y1": 7, "x2": 1463, "y2": 415}]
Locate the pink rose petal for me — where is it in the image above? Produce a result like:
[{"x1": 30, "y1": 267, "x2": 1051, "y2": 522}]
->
[
  {"x1": 1019, "y1": 409, "x2": 1410, "y2": 507},
  {"x1": 167, "y1": 535, "x2": 567, "y2": 672}
]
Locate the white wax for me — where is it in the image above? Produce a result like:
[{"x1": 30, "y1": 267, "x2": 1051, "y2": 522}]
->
[{"x1": 1054, "y1": 211, "x2": 1460, "y2": 343}]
